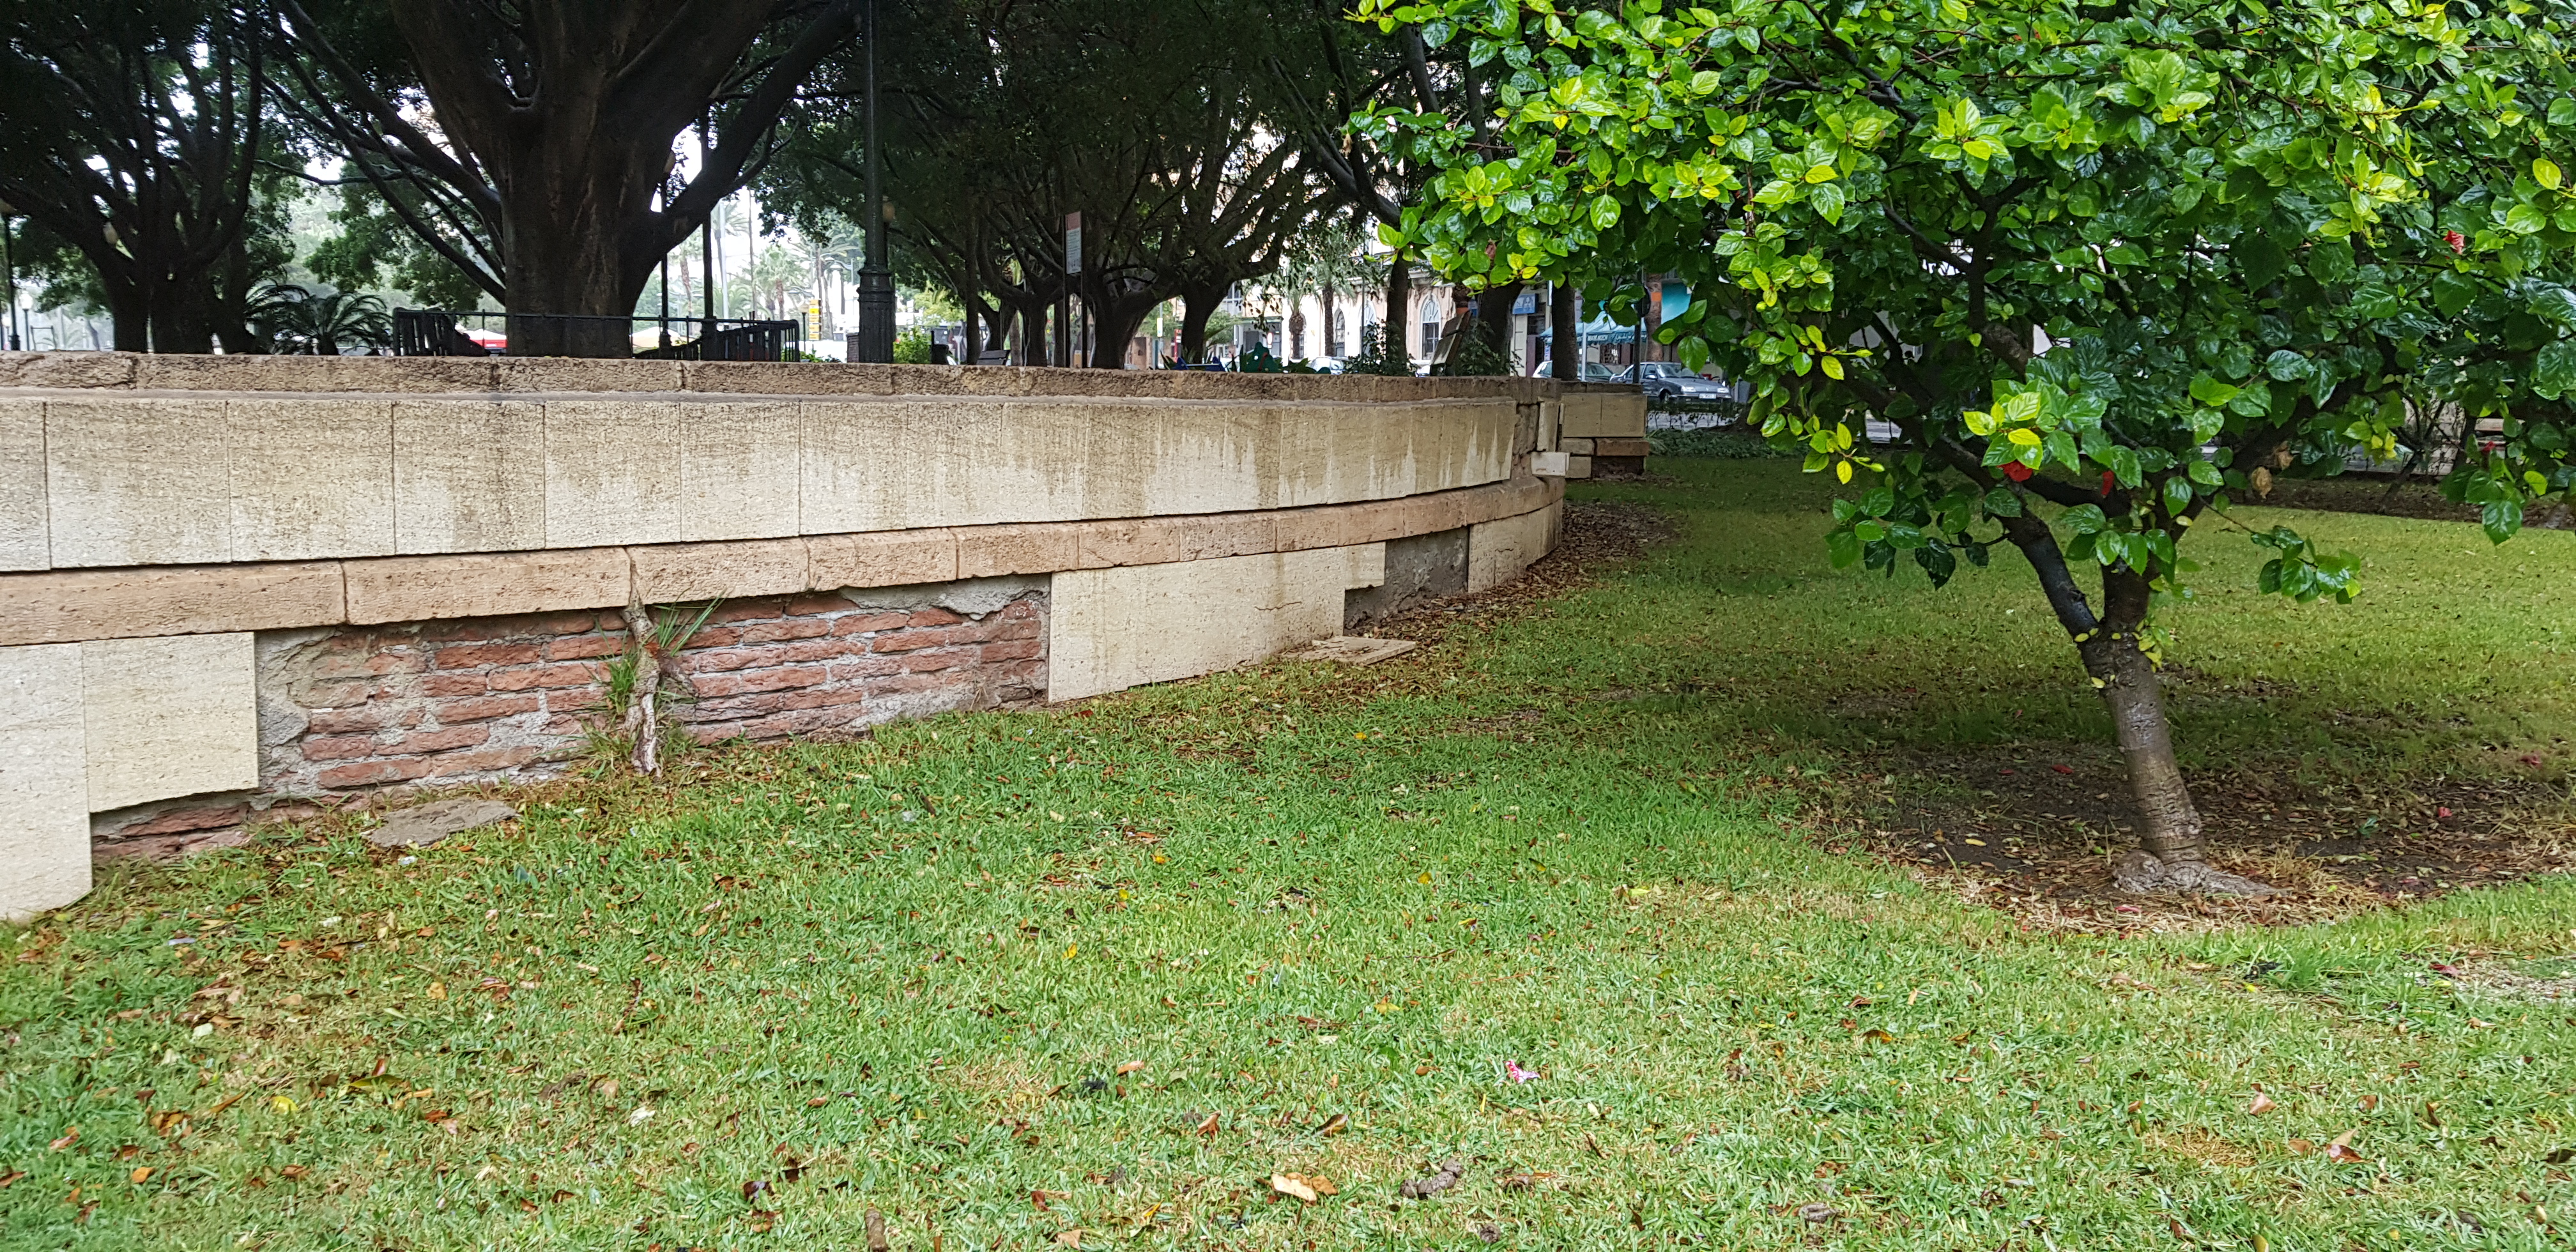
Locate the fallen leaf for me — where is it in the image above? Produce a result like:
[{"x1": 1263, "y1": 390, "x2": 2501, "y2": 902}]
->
[
  {"x1": 279, "y1": 1165, "x2": 307, "y2": 1179},
  {"x1": 2326, "y1": 1130, "x2": 2367, "y2": 1163},
  {"x1": 594, "y1": 1078, "x2": 620, "y2": 1101},
  {"x1": 807, "y1": 1097, "x2": 830, "y2": 1107},
  {"x1": 2430, "y1": 962, "x2": 2462, "y2": 976},
  {"x1": 1116, "y1": 1060, "x2": 1146, "y2": 1076},
  {"x1": 129, "y1": 1167, "x2": 152, "y2": 1184},
  {"x1": 2287, "y1": 1138, "x2": 2317, "y2": 1156},
  {"x1": 1798, "y1": 1202, "x2": 1841, "y2": 1224},
  {"x1": 0, "y1": 1171, "x2": 22, "y2": 1189},
  {"x1": 1861, "y1": 1028, "x2": 1895, "y2": 1044},
  {"x1": 49, "y1": 1127, "x2": 78, "y2": 1151},
  {"x1": 1053, "y1": 1230, "x2": 1084, "y2": 1247},
  {"x1": 627, "y1": 1106, "x2": 654, "y2": 1126},
  {"x1": 2248, "y1": 1092, "x2": 2276, "y2": 1115},
  {"x1": 2359, "y1": 1094, "x2": 2379, "y2": 1112},
  {"x1": 747, "y1": 1209, "x2": 778, "y2": 1233},
  {"x1": 1269, "y1": 1173, "x2": 1321, "y2": 1203},
  {"x1": 1195, "y1": 1113, "x2": 1219, "y2": 1136},
  {"x1": 1318, "y1": 1113, "x2": 1349, "y2": 1136}
]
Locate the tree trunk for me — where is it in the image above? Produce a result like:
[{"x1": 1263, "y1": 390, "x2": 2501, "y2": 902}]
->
[
  {"x1": 2000, "y1": 520, "x2": 2271, "y2": 895},
  {"x1": 1476, "y1": 280, "x2": 1522, "y2": 367},
  {"x1": 1179, "y1": 283, "x2": 1227, "y2": 364},
  {"x1": 1384, "y1": 249, "x2": 1411, "y2": 374},
  {"x1": 1088, "y1": 290, "x2": 1158, "y2": 369},
  {"x1": 1549, "y1": 280, "x2": 1577, "y2": 379}
]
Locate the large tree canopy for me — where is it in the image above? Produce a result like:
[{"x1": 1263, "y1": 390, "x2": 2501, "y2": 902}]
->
[
  {"x1": 0, "y1": 0, "x2": 280, "y2": 352},
  {"x1": 1364, "y1": 0, "x2": 2576, "y2": 890},
  {"x1": 280, "y1": 0, "x2": 861, "y2": 356}
]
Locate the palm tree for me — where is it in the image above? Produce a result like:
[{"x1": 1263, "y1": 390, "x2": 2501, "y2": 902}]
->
[
  {"x1": 248, "y1": 284, "x2": 394, "y2": 355},
  {"x1": 1273, "y1": 223, "x2": 1380, "y2": 361}
]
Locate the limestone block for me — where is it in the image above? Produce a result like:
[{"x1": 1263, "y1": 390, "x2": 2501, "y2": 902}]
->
[
  {"x1": 344, "y1": 547, "x2": 630, "y2": 624},
  {"x1": 1048, "y1": 547, "x2": 1353, "y2": 702},
  {"x1": 82, "y1": 632, "x2": 259, "y2": 811},
  {"x1": 632, "y1": 537, "x2": 808, "y2": 602},
  {"x1": 956, "y1": 522, "x2": 1086, "y2": 578},
  {"x1": 808, "y1": 528, "x2": 958, "y2": 589},
  {"x1": 1078, "y1": 400, "x2": 1273, "y2": 518},
  {"x1": 1274, "y1": 496, "x2": 1406, "y2": 553},
  {"x1": 687, "y1": 360, "x2": 892, "y2": 395},
  {"x1": 1344, "y1": 542, "x2": 1388, "y2": 590},
  {"x1": 1560, "y1": 437, "x2": 1595, "y2": 456},
  {"x1": 798, "y1": 398, "x2": 963, "y2": 534},
  {"x1": 1531, "y1": 450, "x2": 1571, "y2": 478},
  {"x1": 1075, "y1": 512, "x2": 1275, "y2": 569},
  {"x1": 46, "y1": 397, "x2": 231, "y2": 567},
  {"x1": 494, "y1": 358, "x2": 685, "y2": 394},
  {"x1": 0, "y1": 398, "x2": 47, "y2": 570},
  {"x1": 680, "y1": 401, "x2": 802, "y2": 542},
  {"x1": 0, "y1": 350, "x2": 135, "y2": 390},
  {"x1": 916, "y1": 401, "x2": 1095, "y2": 526},
  {"x1": 544, "y1": 400, "x2": 682, "y2": 547},
  {"x1": 135, "y1": 355, "x2": 496, "y2": 395},
  {"x1": 394, "y1": 399, "x2": 548, "y2": 554},
  {"x1": 228, "y1": 397, "x2": 395, "y2": 561},
  {"x1": 1561, "y1": 391, "x2": 1648, "y2": 438},
  {"x1": 0, "y1": 561, "x2": 346, "y2": 647},
  {"x1": 1565, "y1": 455, "x2": 1593, "y2": 479},
  {"x1": 0, "y1": 643, "x2": 89, "y2": 921},
  {"x1": 1468, "y1": 501, "x2": 1561, "y2": 593},
  {"x1": 1595, "y1": 437, "x2": 1653, "y2": 457}
]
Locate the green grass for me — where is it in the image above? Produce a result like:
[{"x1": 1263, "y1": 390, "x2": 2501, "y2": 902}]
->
[{"x1": 5, "y1": 459, "x2": 2573, "y2": 1251}]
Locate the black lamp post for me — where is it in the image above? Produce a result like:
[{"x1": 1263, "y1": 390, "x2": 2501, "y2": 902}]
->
[
  {"x1": 0, "y1": 202, "x2": 17, "y2": 351},
  {"x1": 850, "y1": 0, "x2": 896, "y2": 363}
]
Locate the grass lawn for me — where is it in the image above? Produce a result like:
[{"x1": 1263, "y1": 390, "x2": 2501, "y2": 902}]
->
[{"x1": 5, "y1": 457, "x2": 2573, "y2": 1251}]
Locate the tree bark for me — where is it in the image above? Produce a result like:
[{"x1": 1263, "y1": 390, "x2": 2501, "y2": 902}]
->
[
  {"x1": 1549, "y1": 280, "x2": 1577, "y2": 379},
  {"x1": 1997, "y1": 516, "x2": 2273, "y2": 896},
  {"x1": 1476, "y1": 280, "x2": 1522, "y2": 368},
  {"x1": 1179, "y1": 282, "x2": 1228, "y2": 364},
  {"x1": 1384, "y1": 249, "x2": 1411, "y2": 373}
]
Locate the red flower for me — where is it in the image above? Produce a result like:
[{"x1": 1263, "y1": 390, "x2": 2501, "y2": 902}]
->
[
  {"x1": 2002, "y1": 461, "x2": 2034, "y2": 482},
  {"x1": 2444, "y1": 229, "x2": 2465, "y2": 255},
  {"x1": 2101, "y1": 470, "x2": 2116, "y2": 494}
]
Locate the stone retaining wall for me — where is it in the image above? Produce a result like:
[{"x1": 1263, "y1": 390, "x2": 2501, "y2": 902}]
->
[{"x1": 0, "y1": 353, "x2": 1643, "y2": 920}]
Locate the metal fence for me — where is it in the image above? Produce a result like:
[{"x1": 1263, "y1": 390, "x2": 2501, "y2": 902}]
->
[{"x1": 392, "y1": 309, "x2": 802, "y2": 361}]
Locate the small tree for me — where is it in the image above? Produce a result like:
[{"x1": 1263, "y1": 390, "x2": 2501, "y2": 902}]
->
[{"x1": 1363, "y1": 0, "x2": 2576, "y2": 890}]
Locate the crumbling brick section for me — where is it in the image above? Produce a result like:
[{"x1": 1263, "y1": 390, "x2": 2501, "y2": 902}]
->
[{"x1": 257, "y1": 590, "x2": 1046, "y2": 796}]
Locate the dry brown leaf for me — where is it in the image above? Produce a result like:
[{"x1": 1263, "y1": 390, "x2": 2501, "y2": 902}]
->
[
  {"x1": 128, "y1": 1168, "x2": 151, "y2": 1185},
  {"x1": 2247, "y1": 1092, "x2": 2276, "y2": 1115},
  {"x1": 1053, "y1": 1230, "x2": 1084, "y2": 1248},
  {"x1": 1194, "y1": 1113, "x2": 1219, "y2": 1136},
  {"x1": 2325, "y1": 1130, "x2": 2367, "y2": 1163},
  {"x1": 1269, "y1": 1173, "x2": 1332, "y2": 1203},
  {"x1": 2358, "y1": 1094, "x2": 2379, "y2": 1112},
  {"x1": 1116, "y1": 1060, "x2": 1146, "y2": 1076},
  {"x1": 2287, "y1": 1138, "x2": 2317, "y2": 1156},
  {"x1": 1319, "y1": 1113, "x2": 1349, "y2": 1136}
]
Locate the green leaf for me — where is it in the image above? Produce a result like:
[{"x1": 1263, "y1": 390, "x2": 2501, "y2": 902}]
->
[
  {"x1": 2163, "y1": 475, "x2": 2193, "y2": 514},
  {"x1": 1982, "y1": 487, "x2": 2023, "y2": 517},
  {"x1": 2540, "y1": 158, "x2": 2566, "y2": 192},
  {"x1": 2535, "y1": 340, "x2": 2576, "y2": 401},
  {"x1": 1827, "y1": 528, "x2": 1862, "y2": 568},
  {"x1": 1809, "y1": 179, "x2": 1846, "y2": 224},
  {"x1": 2264, "y1": 350, "x2": 2312, "y2": 382},
  {"x1": 2482, "y1": 499, "x2": 2524, "y2": 544},
  {"x1": 2189, "y1": 375, "x2": 2241, "y2": 406},
  {"x1": 2506, "y1": 203, "x2": 2549, "y2": 234},
  {"x1": 1590, "y1": 195, "x2": 1622, "y2": 230},
  {"x1": 2554, "y1": 99, "x2": 2576, "y2": 128}
]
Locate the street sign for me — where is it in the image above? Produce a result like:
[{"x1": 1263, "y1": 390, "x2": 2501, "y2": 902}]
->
[{"x1": 1064, "y1": 212, "x2": 1082, "y2": 276}]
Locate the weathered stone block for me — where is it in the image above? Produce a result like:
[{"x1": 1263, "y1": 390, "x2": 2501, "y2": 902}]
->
[
  {"x1": 394, "y1": 399, "x2": 548, "y2": 554},
  {"x1": 1468, "y1": 501, "x2": 1561, "y2": 593},
  {"x1": 83, "y1": 632, "x2": 259, "y2": 811},
  {"x1": 0, "y1": 350, "x2": 135, "y2": 389},
  {"x1": 344, "y1": 547, "x2": 631, "y2": 624},
  {"x1": 0, "y1": 561, "x2": 347, "y2": 646},
  {"x1": 0, "y1": 642, "x2": 88, "y2": 921},
  {"x1": 632, "y1": 537, "x2": 809, "y2": 602},
  {"x1": 0, "y1": 398, "x2": 47, "y2": 570},
  {"x1": 808, "y1": 528, "x2": 958, "y2": 589},
  {"x1": 681, "y1": 401, "x2": 802, "y2": 541},
  {"x1": 1048, "y1": 547, "x2": 1353, "y2": 702},
  {"x1": 46, "y1": 397, "x2": 231, "y2": 567},
  {"x1": 543, "y1": 400, "x2": 682, "y2": 547},
  {"x1": 956, "y1": 521, "x2": 1085, "y2": 578},
  {"x1": 1075, "y1": 512, "x2": 1275, "y2": 568},
  {"x1": 228, "y1": 397, "x2": 395, "y2": 561}
]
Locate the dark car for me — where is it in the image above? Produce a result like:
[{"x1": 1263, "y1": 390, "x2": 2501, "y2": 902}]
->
[{"x1": 1617, "y1": 362, "x2": 1731, "y2": 403}]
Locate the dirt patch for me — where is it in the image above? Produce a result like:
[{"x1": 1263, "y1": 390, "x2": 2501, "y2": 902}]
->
[
  {"x1": 2257, "y1": 475, "x2": 2575, "y2": 530},
  {"x1": 1814, "y1": 748, "x2": 2576, "y2": 931}
]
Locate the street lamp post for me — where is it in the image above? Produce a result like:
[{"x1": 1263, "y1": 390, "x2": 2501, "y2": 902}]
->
[
  {"x1": 850, "y1": 0, "x2": 897, "y2": 363},
  {"x1": 0, "y1": 202, "x2": 17, "y2": 351}
]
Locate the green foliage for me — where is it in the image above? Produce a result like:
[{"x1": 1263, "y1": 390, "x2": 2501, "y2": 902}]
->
[
  {"x1": 891, "y1": 327, "x2": 934, "y2": 365},
  {"x1": 1430, "y1": 322, "x2": 1512, "y2": 377},
  {"x1": 303, "y1": 185, "x2": 491, "y2": 312},
  {"x1": 1236, "y1": 342, "x2": 1284, "y2": 372},
  {"x1": 245, "y1": 283, "x2": 393, "y2": 355},
  {"x1": 1338, "y1": 321, "x2": 1417, "y2": 375},
  {"x1": 1358, "y1": 0, "x2": 2576, "y2": 615}
]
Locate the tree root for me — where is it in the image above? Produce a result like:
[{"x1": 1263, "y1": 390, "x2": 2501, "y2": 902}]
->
[{"x1": 2113, "y1": 851, "x2": 2277, "y2": 897}]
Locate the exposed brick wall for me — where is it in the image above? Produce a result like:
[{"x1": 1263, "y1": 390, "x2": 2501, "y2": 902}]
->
[{"x1": 253, "y1": 588, "x2": 1046, "y2": 797}]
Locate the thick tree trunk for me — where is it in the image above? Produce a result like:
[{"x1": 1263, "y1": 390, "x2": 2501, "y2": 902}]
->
[
  {"x1": 1179, "y1": 283, "x2": 1226, "y2": 364},
  {"x1": 2000, "y1": 523, "x2": 2271, "y2": 896},
  {"x1": 1476, "y1": 280, "x2": 1522, "y2": 368},
  {"x1": 1087, "y1": 291, "x2": 1158, "y2": 369},
  {"x1": 1549, "y1": 281, "x2": 1577, "y2": 379}
]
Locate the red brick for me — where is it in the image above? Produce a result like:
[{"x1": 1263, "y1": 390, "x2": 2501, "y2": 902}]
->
[
  {"x1": 903, "y1": 649, "x2": 970, "y2": 673},
  {"x1": 544, "y1": 633, "x2": 629, "y2": 661},
  {"x1": 427, "y1": 745, "x2": 546, "y2": 777},
  {"x1": 540, "y1": 714, "x2": 592, "y2": 736},
  {"x1": 691, "y1": 686, "x2": 868, "y2": 719},
  {"x1": 546, "y1": 691, "x2": 609, "y2": 714},
  {"x1": 422, "y1": 672, "x2": 490, "y2": 698},
  {"x1": 305, "y1": 705, "x2": 421, "y2": 735},
  {"x1": 433, "y1": 694, "x2": 544, "y2": 723},
  {"x1": 737, "y1": 705, "x2": 875, "y2": 740},
  {"x1": 302, "y1": 734, "x2": 387, "y2": 761},
  {"x1": 708, "y1": 599, "x2": 790, "y2": 625},
  {"x1": 488, "y1": 662, "x2": 602, "y2": 691},
  {"x1": 871, "y1": 629, "x2": 954, "y2": 653},
  {"x1": 990, "y1": 617, "x2": 1041, "y2": 641},
  {"x1": 981, "y1": 638, "x2": 1043, "y2": 663},
  {"x1": 786, "y1": 593, "x2": 857, "y2": 616},
  {"x1": 907, "y1": 607, "x2": 965, "y2": 627},
  {"x1": 733, "y1": 618, "x2": 832, "y2": 645},
  {"x1": 434, "y1": 641, "x2": 540, "y2": 668},
  {"x1": 683, "y1": 625, "x2": 740, "y2": 648},
  {"x1": 317, "y1": 758, "x2": 438, "y2": 789},
  {"x1": 825, "y1": 657, "x2": 903, "y2": 681},
  {"x1": 861, "y1": 671, "x2": 964, "y2": 698},
  {"x1": 312, "y1": 648, "x2": 427, "y2": 680},
  {"x1": 997, "y1": 599, "x2": 1041, "y2": 621},
  {"x1": 110, "y1": 804, "x2": 254, "y2": 837},
  {"x1": 689, "y1": 666, "x2": 828, "y2": 698},
  {"x1": 831, "y1": 611, "x2": 913, "y2": 636},
  {"x1": 390, "y1": 726, "x2": 489, "y2": 754}
]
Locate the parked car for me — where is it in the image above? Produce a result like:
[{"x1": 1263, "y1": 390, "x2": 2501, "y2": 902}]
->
[
  {"x1": 1580, "y1": 362, "x2": 1621, "y2": 383},
  {"x1": 1618, "y1": 362, "x2": 1732, "y2": 403}
]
